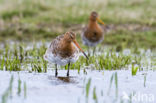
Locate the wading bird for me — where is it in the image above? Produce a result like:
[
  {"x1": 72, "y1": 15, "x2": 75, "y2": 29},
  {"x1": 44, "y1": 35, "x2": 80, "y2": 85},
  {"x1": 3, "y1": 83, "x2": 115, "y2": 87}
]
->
[
  {"x1": 81, "y1": 11, "x2": 105, "y2": 54},
  {"x1": 44, "y1": 32, "x2": 88, "y2": 77}
]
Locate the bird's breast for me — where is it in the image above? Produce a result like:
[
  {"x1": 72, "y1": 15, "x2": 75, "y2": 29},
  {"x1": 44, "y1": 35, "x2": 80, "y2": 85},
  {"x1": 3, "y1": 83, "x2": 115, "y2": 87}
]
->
[
  {"x1": 58, "y1": 42, "x2": 79, "y2": 58},
  {"x1": 85, "y1": 29, "x2": 103, "y2": 42}
]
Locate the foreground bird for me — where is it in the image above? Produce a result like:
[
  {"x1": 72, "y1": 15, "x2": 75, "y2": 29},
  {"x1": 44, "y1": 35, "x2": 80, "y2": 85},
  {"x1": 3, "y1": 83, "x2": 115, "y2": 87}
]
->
[
  {"x1": 44, "y1": 32, "x2": 88, "y2": 77},
  {"x1": 81, "y1": 11, "x2": 105, "y2": 47}
]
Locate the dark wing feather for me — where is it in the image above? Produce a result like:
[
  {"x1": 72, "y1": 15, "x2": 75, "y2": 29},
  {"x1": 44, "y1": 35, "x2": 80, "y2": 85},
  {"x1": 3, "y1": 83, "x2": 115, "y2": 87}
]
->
[{"x1": 49, "y1": 34, "x2": 65, "y2": 55}]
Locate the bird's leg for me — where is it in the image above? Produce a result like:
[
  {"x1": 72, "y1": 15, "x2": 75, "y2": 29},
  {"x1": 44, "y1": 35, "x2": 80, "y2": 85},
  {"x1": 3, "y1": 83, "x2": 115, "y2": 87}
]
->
[
  {"x1": 93, "y1": 46, "x2": 96, "y2": 56},
  {"x1": 55, "y1": 64, "x2": 58, "y2": 77},
  {"x1": 67, "y1": 63, "x2": 70, "y2": 77},
  {"x1": 87, "y1": 47, "x2": 90, "y2": 57}
]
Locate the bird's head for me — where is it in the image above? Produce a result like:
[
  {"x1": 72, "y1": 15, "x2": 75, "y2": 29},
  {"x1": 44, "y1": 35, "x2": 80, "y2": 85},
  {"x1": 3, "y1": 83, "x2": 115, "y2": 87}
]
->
[
  {"x1": 90, "y1": 11, "x2": 105, "y2": 25},
  {"x1": 64, "y1": 32, "x2": 76, "y2": 42},
  {"x1": 64, "y1": 32, "x2": 89, "y2": 60}
]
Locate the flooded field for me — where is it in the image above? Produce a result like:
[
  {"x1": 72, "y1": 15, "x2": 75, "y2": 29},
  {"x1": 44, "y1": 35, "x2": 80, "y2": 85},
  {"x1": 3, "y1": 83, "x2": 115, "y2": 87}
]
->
[
  {"x1": 0, "y1": 0, "x2": 156, "y2": 103},
  {"x1": 0, "y1": 70, "x2": 156, "y2": 103},
  {"x1": 0, "y1": 42, "x2": 155, "y2": 103}
]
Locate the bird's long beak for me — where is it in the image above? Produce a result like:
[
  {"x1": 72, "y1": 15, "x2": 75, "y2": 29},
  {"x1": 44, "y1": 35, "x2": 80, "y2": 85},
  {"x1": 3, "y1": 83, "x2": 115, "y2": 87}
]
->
[
  {"x1": 73, "y1": 40, "x2": 89, "y2": 60},
  {"x1": 96, "y1": 18, "x2": 105, "y2": 25}
]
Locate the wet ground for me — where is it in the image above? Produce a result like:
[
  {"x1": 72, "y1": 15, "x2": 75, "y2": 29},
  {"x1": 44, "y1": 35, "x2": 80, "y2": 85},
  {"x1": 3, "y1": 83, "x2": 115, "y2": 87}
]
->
[
  {"x1": 0, "y1": 42, "x2": 155, "y2": 103},
  {"x1": 0, "y1": 70, "x2": 156, "y2": 103}
]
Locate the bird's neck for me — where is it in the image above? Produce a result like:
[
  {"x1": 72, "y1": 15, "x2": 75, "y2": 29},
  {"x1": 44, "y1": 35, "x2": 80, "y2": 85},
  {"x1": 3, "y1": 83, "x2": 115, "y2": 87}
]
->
[
  {"x1": 88, "y1": 20, "x2": 98, "y2": 29},
  {"x1": 59, "y1": 41, "x2": 76, "y2": 57},
  {"x1": 61, "y1": 40, "x2": 73, "y2": 51}
]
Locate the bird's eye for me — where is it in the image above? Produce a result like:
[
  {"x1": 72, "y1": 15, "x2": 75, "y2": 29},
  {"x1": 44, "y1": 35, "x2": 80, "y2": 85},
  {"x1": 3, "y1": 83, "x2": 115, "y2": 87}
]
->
[{"x1": 70, "y1": 34, "x2": 74, "y2": 39}]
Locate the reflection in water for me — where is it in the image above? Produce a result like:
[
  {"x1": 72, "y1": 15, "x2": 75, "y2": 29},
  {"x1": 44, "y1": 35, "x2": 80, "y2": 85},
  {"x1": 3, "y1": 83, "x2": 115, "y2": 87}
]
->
[
  {"x1": 57, "y1": 76, "x2": 73, "y2": 83},
  {"x1": 48, "y1": 75, "x2": 78, "y2": 84}
]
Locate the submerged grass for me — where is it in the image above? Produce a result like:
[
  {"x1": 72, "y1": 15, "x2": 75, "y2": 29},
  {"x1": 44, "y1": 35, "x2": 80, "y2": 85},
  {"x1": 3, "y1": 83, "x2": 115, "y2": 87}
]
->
[
  {"x1": 131, "y1": 63, "x2": 139, "y2": 76},
  {"x1": 85, "y1": 78, "x2": 91, "y2": 103},
  {"x1": 1, "y1": 74, "x2": 27, "y2": 103},
  {"x1": 17, "y1": 75, "x2": 22, "y2": 96},
  {"x1": 24, "y1": 81, "x2": 27, "y2": 99},
  {"x1": 144, "y1": 75, "x2": 147, "y2": 87},
  {"x1": 1, "y1": 75, "x2": 14, "y2": 103},
  {"x1": 0, "y1": 42, "x2": 155, "y2": 72},
  {"x1": 93, "y1": 87, "x2": 98, "y2": 103},
  {"x1": 83, "y1": 72, "x2": 119, "y2": 103}
]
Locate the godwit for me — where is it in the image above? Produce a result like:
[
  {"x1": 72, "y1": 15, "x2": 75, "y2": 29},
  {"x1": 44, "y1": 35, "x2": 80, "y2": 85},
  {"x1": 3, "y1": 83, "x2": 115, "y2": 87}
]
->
[
  {"x1": 44, "y1": 32, "x2": 88, "y2": 77},
  {"x1": 81, "y1": 11, "x2": 105, "y2": 50}
]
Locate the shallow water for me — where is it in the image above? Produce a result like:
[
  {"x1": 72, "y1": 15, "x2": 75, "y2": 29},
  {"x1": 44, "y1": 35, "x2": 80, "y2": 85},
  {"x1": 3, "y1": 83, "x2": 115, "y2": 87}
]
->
[
  {"x1": 0, "y1": 42, "x2": 156, "y2": 103},
  {"x1": 0, "y1": 70, "x2": 156, "y2": 103}
]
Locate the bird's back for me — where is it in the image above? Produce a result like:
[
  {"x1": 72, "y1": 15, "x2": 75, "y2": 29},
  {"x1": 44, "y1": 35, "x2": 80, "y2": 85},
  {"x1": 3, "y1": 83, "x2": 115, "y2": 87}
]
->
[{"x1": 49, "y1": 34, "x2": 64, "y2": 56}]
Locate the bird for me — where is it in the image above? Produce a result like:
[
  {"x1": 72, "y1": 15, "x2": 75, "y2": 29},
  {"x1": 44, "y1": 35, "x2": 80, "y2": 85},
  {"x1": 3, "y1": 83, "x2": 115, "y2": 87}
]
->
[
  {"x1": 81, "y1": 11, "x2": 105, "y2": 54},
  {"x1": 44, "y1": 32, "x2": 88, "y2": 77}
]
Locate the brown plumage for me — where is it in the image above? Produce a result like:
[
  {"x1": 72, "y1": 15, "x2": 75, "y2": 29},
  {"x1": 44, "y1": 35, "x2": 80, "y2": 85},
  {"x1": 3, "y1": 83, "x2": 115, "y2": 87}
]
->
[
  {"x1": 49, "y1": 33, "x2": 77, "y2": 58},
  {"x1": 44, "y1": 32, "x2": 88, "y2": 77},
  {"x1": 81, "y1": 11, "x2": 105, "y2": 47}
]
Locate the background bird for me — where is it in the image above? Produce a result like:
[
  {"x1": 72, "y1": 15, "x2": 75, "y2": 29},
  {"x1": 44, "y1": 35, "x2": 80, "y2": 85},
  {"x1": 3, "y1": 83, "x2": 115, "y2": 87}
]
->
[
  {"x1": 44, "y1": 32, "x2": 88, "y2": 77},
  {"x1": 81, "y1": 11, "x2": 105, "y2": 55}
]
